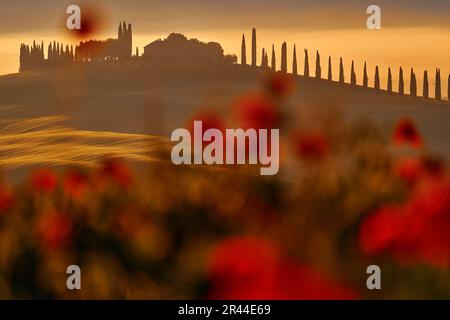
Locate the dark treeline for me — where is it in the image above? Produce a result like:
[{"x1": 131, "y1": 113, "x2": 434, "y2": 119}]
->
[
  {"x1": 240, "y1": 28, "x2": 449, "y2": 101},
  {"x1": 19, "y1": 25, "x2": 449, "y2": 102}
]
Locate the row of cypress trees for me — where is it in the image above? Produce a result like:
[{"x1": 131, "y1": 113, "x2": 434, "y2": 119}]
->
[{"x1": 241, "y1": 29, "x2": 450, "y2": 100}]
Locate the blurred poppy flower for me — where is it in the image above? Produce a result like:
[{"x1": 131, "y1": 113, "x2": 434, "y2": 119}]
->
[
  {"x1": 36, "y1": 211, "x2": 73, "y2": 250},
  {"x1": 358, "y1": 205, "x2": 404, "y2": 255},
  {"x1": 266, "y1": 72, "x2": 294, "y2": 97},
  {"x1": 234, "y1": 93, "x2": 279, "y2": 130},
  {"x1": 392, "y1": 118, "x2": 422, "y2": 148},
  {"x1": 208, "y1": 237, "x2": 279, "y2": 286},
  {"x1": 30, "y1": 168, "x2": 58, "y2": 193},
  {"x1": 63, "y1": 170, "x2": 89, "y2": 200},
  {"x1": 277, "y1": 261, "x2": 359, "y2": 300},
  {"x1": 359, "y1": 176, "x2": 450, "y2": 267},
  {"x1": 414, "y1": 214, "x2": 450, "y2": 267},
  {"x1": 421, "y1": 155, "x2": 445, "y2": 177},
  {"x1": 208, "y1": 236, "x2": 358, "y2": 299},
  {"x1": 187, "y1": 110, "x2": 226, "y2": 154},
  {"x1": 292, "y1": 131, "x2": 329, "y2": 161},
  {"x1": 394, "y1": 157, "x2": 423, "y2": 185},
  {"x1": 411, "y1": 177, "x2": 450, "y2": 218},
  {"x1": 0, "y1": 185, "x2": 14, "y2": 213},
  {"x1": 187, "y1": 110, "x2": 226, "y2": 134},
  {"x1": 99, "y1": 158, "x2": 133, "y2": 188}
]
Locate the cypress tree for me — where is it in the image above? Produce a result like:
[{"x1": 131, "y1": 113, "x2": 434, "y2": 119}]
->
[
  {"x1": 350, "y1": 61, "x2": 356, "y2": 85},
  {"x1": 281, "y1": 42, "x2": 287, "y2": 73},
  {"x1": 448, "y1": 74, "x2": 450, "y2": 102},
  {"x1": 292, "y1": 45, "x2": 298, "y2": 75},
  {"x1": 261, "y1": 49, "x2": 268, "y2": 68},
  {"x1": 315, "y1": 51, "x2": 321, "y2": 79},
  {"x1": 19, "y1": 44, "x2": 24, "y2": 71},
  {"x1": 339, "y1": 57, "x2": 344, "y2": 83},
  {"x1": 304, "y1": 49, "x2": 309, "y2": 77},
  {"x1": 48, "y1": 42, "x2": 53, "y2": 61},
  {"x1": 387, "y1": 68, "x2": 393, "y2": 93},
  {"x1": 260, "y1": 48, "x2": 264, "y2": 67},
  {"x1": 327, "y1": 56, "x2": 332, "y2": 81},
  {"x1": 241, "y1": 34, "x2": 246, "y2": 65},
  {"x1": 251, "y1": 28, "x2": 256, "y2": 67},
  {"x1": 410, "y1": 69, "x2": 417, "y2": 97},
  {"x1": 399, "y1": 67, "x2": 404, "y2": 94},
  {"x1": 271, "y1": 44, "x2": 276, "y2": 71},
  {"x1": 374, "y1": 66, "x2": 380, "y2": 90},
  {"x1": 435, "y1": 68, "x2": 441, "y2": 100},
  {"x1": 423, "y1": 70, "x2": 429, "y2": 99},
  {"x1": 315, "y1": 51, "x2": 320, "y2": 78},
  {"x1": 363, "y1": 62, "x2": 368, "y2": 87}
]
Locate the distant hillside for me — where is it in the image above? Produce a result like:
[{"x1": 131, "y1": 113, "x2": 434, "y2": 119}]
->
[{"x1": 0, "y1": 64, "x2": 449, "y2": 160}]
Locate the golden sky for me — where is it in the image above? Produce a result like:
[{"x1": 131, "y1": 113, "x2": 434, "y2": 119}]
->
[{"x1": 0, "y1": 0, "x2": 449, "y2": 95}]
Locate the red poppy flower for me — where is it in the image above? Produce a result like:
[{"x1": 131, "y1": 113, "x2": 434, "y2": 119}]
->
[
  {"x1": 411, "y1": 178, "x2": 450, "y2": 218},
  {"x1": 234, "y1": 93, "x2": 279, "y2": 130},
  {"x1": 266, "y1": 72, "x2": 294, "y2": 97},
  {"x1": 208, "y1": 236, "x2": 279, "y2": 287},
  {"x1": 277, "y1": 261, "x2": 359, "y2": 300},
  {"x1": 187, "y1": 110, "x2": 225, "y2": 134},
  {"x1": 30, "y1": 168, "x2": 58, "y2": 193},
  {"x1": 36, "y1": 211, "x2": 73, "y2": 250},
  {"x1": 63, "y1": 170, "x2": 89, "y2": 200},
  {"x1": 421, "y1": 156, "x2": 445, "y2": 177},
  {"x1": 358, "y1": 205, "x2": 404, "y2": 255},
  {"x1": 208, "y1": 236, "x2": 358, "y2": 300},
  {"x1": 187, "y1": 110, "x2": 226, "y2": 153},
  {"x1": 392, "y1": 118, "x2": 422, "y2": 148},
  {"x1": 292, "y1": 131, "x2": 329, "y2": 161},
  {"x1": 0, "y1": 185, "x2": 14, "y2": 213},
  {"x1": 359, "y1": 176, "x2": 450, "y2": 267},
  {"x1": 394, "y1": 157, "x2": 423, "y2": 185},
  {"x1": 415, "y1": 215, "x2": 450, "y2": 267},
  {"x1": 99, "y1": 158, "x2": 133, "y2": 188}
]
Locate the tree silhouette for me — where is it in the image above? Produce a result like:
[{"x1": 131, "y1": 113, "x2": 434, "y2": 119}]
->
[
  {"x1": 363, "y1": 62, "x2": 368, "y2": 87},
  {"x1": 339, "y1": 57, "x2": 344, "y2": 84},
  {"x1": 304, "y1": 49, "x2": 309, "y2": 77},
  {"x1": 387, "y1": 68, "x2": 393, "y2": 93},
  {"x1": 410, "y1": 68, "x2": 417, "y2": 97},
  {"x1": 350, "y1": 61, "x2": 356, "y2": 85},
  {"x1": 315, "y1": 51, "x2": 321, "y2": 79},
  {"x1": 47, "y1": 42, "x2": 52, "y2": 61},
  {"x1": 327, "y1": 56, "x2": 332, "y2": 81},
  {"x1": 399, "y1": 67, "x2": 404, "y2": 94},
  {"x1": 292, "y1": 45, "x2": 298, "y2": 75},
  {"x1": 281, "y1": 42, "x2": 287, "y2": 73},
  {"x1": 423, "y1": 70, "x2": 429, "y2": 99},
  {"x1": 251, "y1": 28, "x2": 256, "y2": 67},
  {"x1": 374, "y1": 66, "x2": 380, "y2": 90},
  {"x1": 241, "y1": 34, "x2": 246, "y2": 65},
  {"x1": 271, "y1": 44, "x2": 276, "y2": 71},
  {"x1": 448, "y1": 74, "x2": 450, "y2": 101},
  {"x1": 261, "y1": 48, "x2": 267, "y2": 67},
  {"x1": 435, "y1": 68, "x2": 441, "y2": 100}
]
